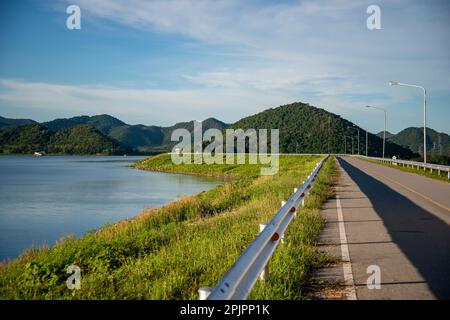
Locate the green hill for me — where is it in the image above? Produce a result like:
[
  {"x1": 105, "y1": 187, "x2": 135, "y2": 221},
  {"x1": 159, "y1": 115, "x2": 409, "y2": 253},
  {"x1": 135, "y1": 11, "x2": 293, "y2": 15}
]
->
[
  {"x1": 42, "y1": 114, "x2": 229, "y2": 152},
  {"x1": 48, "y1": 124, "x2": 130, "y2": 155},
  {"x1": 231, "y1": 102, "x2": 416, "y2": 158},
  {"x1": 0, "y1": 123, "x2": 53, "y2": 154},
  {"x1": 384, "y1": 127, "x2": 450, "y2": 165},
  {"x1": 387, "y1": 127, "x2": 450, "y2": 156},
  {"x1": 0, "y1": 116, "x2": 36, "y2": 129},
  {"x1": 0, "y1": 123, "x2": 130, "y2": 155},
  {"x1": 108, "y1": 125, "x2": 165, "y2": 152},
  {"x1": 376, "y1": 131, "x2": 394, "y2": 139},
  {"x1": 160, "y1": 117, "x2": 229, "y2": 150},
  {"x1": 1, "y1": 106, "x2": 428, "y2": 158},
  {"x1": 43, "y1": 114, "x2": 126, "y2": 134}
]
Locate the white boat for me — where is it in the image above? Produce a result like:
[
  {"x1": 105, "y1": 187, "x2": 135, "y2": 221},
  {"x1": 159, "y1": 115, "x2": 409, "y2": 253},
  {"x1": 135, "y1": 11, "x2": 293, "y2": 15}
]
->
[{"x1": 34, "y1": 151, "x2": 46, "y2": 157}]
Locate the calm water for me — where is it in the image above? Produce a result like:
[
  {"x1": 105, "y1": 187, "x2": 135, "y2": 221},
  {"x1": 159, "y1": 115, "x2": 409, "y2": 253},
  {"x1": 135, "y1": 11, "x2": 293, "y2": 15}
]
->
[{"x1": 0, "y1": 156, "x2": 221, "y2": 261}]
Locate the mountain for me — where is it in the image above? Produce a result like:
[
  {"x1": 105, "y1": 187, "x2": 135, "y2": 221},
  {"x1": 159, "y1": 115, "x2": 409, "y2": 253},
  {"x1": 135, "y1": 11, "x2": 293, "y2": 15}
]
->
[
  {"x1": 43, "y1": 114, "x2": 126, "y2": 134},
  {"x1": 160, "y1": 117, "x2": 229, "y2": 150},
  {"x1": 0, "y1": 123, "x2": 131, "y2": 155},
  {"x1": 376, "y1": 131, "x2": 394, "y2": 139},
  {"x1": 0, "y1": 123, "x2": 53, "y2": 154},
  {"x1": 42, "y1": 114, "x2": 229, "y2": 152},
  {"x1": 383, "y1": 127, "x2": 450, "y2": 164},
  {"x1": 386, "y1": 127, "x2": 450, "y2": 156},
  {"x1": 108, "y1": 125, "x2": 165, "y2": 153},
  {"x1": 0, "y1": 116, "x2": 36, "y2": 129},
  {"x1": 47, "y1": 124, "x2": 130, "y2": 155},
  {"x1": 0, "y1": 106, "x2": 425, "y2": 158},
  {"x1": 231, "y1": 102, "x2": 416, "y2": 158}
]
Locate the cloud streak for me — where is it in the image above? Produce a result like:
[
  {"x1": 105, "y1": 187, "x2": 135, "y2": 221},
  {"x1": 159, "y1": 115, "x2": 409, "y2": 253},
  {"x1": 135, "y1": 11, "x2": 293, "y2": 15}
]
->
[{"x1": 0, "y1": 79, "x2": 301, "y2": 125}]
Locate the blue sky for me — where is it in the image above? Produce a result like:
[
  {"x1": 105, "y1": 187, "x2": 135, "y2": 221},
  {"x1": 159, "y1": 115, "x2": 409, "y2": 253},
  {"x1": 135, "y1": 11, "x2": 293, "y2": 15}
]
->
[{"x1": 0, "y1": 0, "x2": 449, "y2": 134}]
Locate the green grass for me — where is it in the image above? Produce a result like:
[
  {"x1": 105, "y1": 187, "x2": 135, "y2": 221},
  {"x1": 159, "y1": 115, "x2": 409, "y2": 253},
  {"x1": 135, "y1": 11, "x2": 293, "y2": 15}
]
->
[
  {"x1": 0, "y1": 154, "x2": 336, "y2": 299},
  {"x1": 359, "y1": 157, "x2": 450, "y2": 183}
]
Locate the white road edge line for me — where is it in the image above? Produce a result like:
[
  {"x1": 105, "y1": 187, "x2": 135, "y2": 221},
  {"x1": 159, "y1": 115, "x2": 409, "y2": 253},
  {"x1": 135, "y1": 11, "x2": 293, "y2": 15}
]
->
[{"x1": 336, "y1": 194, "x2": 357, "y2": 300}]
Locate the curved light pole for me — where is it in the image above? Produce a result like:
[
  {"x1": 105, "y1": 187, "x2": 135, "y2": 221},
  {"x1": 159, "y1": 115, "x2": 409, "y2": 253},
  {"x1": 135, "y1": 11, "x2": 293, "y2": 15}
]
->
[
  {"x1": 344, "y1": 135, "x2": 349, "y2": 154},
  {"x1": 389, "y1": 80, "x2": 427, "y2": 163},
  {"x1": 366, "y1": 105, "x2": 387, "y2": 159},
  {"x1": 366, "y1": 130, "x2": 368, "y2": 156},
  {"x1": 344, "y1": 135, "x2": 354, "y2": 154},
  {"x1": 347, "y1": 126, "x2": 360, "y2": 155}
]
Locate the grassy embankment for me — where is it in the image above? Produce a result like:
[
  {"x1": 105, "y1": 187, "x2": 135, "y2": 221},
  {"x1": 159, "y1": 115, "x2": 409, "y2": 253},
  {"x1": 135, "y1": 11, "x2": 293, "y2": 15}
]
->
[
  {"x1": 358, "y1": 157, "x2": 450, "y2": 183},
  {"x1": 0, "y1": 154, "x2": 336, "y2": 299}
]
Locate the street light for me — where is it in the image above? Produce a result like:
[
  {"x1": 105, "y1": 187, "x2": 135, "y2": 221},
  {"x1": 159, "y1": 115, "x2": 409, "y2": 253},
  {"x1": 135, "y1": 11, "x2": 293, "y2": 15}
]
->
[
  {"x1": 344, "y1": 136, "x2": 346, "y2": 154},
  {"x1": 366, "y1": 105, "x2": 387, "y2": 159},
  {"x1": 344, "y1": 136, "x2": 354, "y2": 155},
  {"x1": 347, "y1": 126, "x2": 360, "y2": 155},
  {"x1": 389, "y1": 80, "x2": 427, "y2": 163},
  {"x1": 365, "y1": 130, "x2": 369, "y2": 156}
]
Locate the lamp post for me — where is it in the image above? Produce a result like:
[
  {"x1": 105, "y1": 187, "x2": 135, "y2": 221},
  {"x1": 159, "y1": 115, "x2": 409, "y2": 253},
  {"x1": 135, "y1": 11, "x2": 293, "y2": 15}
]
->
[
  {"x1": 366, "y1": 130, "x2": 368, "y2": 156},
  {"x1": 347, "y1": 127, "x2": 360, "y2": 155},
  {"x1": 389, "y1": 80, "x2": 427, "y2": 163},
  {"x1": 366, "y1": 105, "x2": 387, "y2": 159},
  {"x1": 344, "y1": 136, "x2": 354, "y2": 155},
  {"x1": 343, "y1": 135, "x2": 348, "y2": 154}
]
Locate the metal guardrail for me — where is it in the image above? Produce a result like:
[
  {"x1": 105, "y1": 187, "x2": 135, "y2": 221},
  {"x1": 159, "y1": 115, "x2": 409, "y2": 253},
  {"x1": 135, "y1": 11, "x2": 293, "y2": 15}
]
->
[
  {"x1": 356, "y1": 155, "x2": 450, "y2": 179},
  {"x1": 200, "y1": 156, "x2": 328, "y2": 300}
]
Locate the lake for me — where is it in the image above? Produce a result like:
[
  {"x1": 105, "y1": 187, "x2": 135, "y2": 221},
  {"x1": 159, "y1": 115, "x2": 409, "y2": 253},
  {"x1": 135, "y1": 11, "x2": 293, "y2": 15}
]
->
[{"x1": 0, "y1": 155, "x2": 221, "y2": 261}]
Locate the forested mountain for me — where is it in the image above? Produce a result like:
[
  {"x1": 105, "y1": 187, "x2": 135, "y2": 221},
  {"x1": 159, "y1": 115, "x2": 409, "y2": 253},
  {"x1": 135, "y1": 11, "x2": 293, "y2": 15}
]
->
[
  {"x1": 0, "y1": 123, "x2": 53, "y2": 154},
  {"x1": 379, "y1": 127, "x2": 450, "y2": 157},
  {"x1": 41, "y1": 114, "x2": 229, "y2": 152},
  {"x1": 108, "y1": 124, "x2": 165, "y2": 153},
  {"x1": 231, "y1": 102, "x2": 416, "y2": 158},
  {"x1": 377, "y1": 127, "x2": 450, "y2": 165},
  {"x1": 0, "y1": 116, "x2": 36, "y2": 128},
  {"x1": 0, "y1": 123, "x2": 130, "y2": 155},
  {"x1": 43, "y1": 114, "x2": 126, "y2": 134},
  {"x1": 1, "y1": 103, "x2": 435, "y2": 159},
  {"x1": 376, "y1": 131, "x2": 394, "y2": 139},
  {"x1": 159, "y1": 117, "x2": 229, "y2": 151}
]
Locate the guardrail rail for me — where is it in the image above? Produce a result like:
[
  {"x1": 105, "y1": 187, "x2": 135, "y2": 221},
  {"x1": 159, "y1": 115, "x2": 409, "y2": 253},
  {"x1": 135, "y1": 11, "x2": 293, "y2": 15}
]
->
[
  {"x1": 356, "y1": 155, "x2": 450, "y2": 179},
  {"x1": 199, "y1": 156, "x2": 328, "y2": 300}
]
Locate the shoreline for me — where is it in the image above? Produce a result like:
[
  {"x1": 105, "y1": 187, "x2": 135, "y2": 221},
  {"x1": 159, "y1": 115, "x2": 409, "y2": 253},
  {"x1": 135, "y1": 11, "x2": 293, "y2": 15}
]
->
[{"x1": 0, "y1": 154, "x2": 335, "y2": 300}]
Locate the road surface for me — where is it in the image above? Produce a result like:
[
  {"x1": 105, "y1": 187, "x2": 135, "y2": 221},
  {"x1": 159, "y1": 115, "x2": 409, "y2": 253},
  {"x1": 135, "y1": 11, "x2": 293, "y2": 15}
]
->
[{"x1": 317, "y1": 156, "x2": 450, "y2": 300}]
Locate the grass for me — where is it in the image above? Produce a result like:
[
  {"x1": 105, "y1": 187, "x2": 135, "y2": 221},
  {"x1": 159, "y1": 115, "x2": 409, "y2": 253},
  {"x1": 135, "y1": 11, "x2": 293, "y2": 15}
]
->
[
  {"x1": 0, "y1": 154, "x2": 336, "y2": 300},
  {"x1": 358, "y1": 157, "x2": 450, "y2": 183}
]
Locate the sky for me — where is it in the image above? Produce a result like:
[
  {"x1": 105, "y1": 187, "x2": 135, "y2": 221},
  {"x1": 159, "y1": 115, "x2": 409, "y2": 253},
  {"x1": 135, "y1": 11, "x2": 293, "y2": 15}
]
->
[{"x1": 0, "y1": 0, "x2": 449, "y2": 134}]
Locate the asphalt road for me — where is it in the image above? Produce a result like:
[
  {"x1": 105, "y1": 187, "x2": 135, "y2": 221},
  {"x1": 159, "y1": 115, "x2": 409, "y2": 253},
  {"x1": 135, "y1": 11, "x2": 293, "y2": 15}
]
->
[{"x1": 318, "y1": 156, "x2": 450, "y2": 300}]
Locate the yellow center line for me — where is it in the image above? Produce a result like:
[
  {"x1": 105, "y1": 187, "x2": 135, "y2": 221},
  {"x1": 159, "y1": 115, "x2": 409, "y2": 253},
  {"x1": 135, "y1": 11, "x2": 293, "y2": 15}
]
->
[{"x1": 366, "y1": 169, "x2": 450, "y2": 213}]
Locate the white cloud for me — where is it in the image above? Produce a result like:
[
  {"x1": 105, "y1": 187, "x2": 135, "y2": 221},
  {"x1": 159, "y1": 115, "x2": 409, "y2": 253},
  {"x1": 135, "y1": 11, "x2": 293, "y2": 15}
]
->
[
  {"x1": 0, "y1": 79, "x2": 300, "y2": 125},
  {"x1": 69, "y1": 0, "x2": 450, "y2": 92}
]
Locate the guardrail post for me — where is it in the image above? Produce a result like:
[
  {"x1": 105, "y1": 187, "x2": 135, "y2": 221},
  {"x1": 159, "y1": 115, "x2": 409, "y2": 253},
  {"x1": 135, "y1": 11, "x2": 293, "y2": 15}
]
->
[
  {"x1": 259, "y1": 224, "x2": 269, "y2": 281},
  {"x1": 199, "y1": 286, "x2": 212, "y2": 300},
  {"x1": 448, "y1": 172, "x2": 450, "y2": 179},
  {"x1": 280, "y1": 201, "x2": 287, "y2": 243},
  {"x1": 301, "y1": 181, "x2": 306, "y2": 207},
  {"x1": 293, "y1": 189, "x2": 298, "y2": 218}
]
